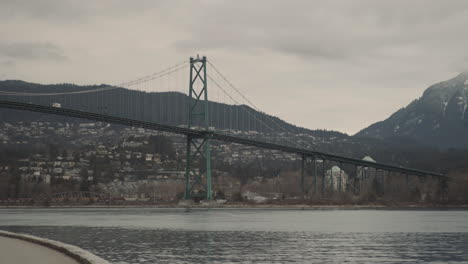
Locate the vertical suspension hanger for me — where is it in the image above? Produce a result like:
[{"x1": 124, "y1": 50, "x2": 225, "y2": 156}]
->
[
  {"x1": 216, "y1": 68, "x2": 220, "y2": 129},
  {"x1": 149, "y1": 75, "x2": 153, "y2": 122},
  {"x1": 168, "y1": 68, "x2": 172, "y2": 124},
  {"x1": 177, "y1": 64, "x2": 181, "y2": 124},
  {"x1": 226, "y1": 83, "x2": 227, "y2": 129},
  {"x1": 229, "y1": 90, "x2": 232, "y2": 130},
  {"x1": 141, "y1": 80, "x2": 145, "y2": 121},
  {"x1": 126, "y1": 82, "x2": 129, "y2": 119},
  {"x1": 133, "y1": 82, "x2": 137, "y2": 120},
  {"x1": 166, "y1": 68, "x2": 169, "y2": 124},
  {"x1": 159, "y1": 67, "x2": 162, "y2": 123}
]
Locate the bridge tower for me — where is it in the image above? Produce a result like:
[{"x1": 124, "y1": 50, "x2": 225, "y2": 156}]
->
[{"x1": 184, "y1": 55, "x2": 213, "y2": 200}]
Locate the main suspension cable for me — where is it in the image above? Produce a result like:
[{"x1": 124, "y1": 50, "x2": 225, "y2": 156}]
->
[
  {"x1": 208, "y1": 74, "x2": 304, "y2": 149},
  {"x1": 0, "y1": 60, "x2": 188, "y2": 96},
  {"x1": 208, "y1": 60, "x2": 315, "y2": 150}
]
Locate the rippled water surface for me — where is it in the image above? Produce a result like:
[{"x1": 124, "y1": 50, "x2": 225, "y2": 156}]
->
[{"x1": 1, "y1": 208, "x2": 468, "y2": 263}]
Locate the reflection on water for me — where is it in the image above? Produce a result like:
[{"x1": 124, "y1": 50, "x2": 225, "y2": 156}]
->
[{"x1": 1, "y1": 209, "x2": 468, "y2": 263}]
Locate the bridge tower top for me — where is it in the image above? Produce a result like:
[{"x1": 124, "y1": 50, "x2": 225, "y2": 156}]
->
[{"x1": 187, "y1": 55, "x2": 208, "y2": 130}]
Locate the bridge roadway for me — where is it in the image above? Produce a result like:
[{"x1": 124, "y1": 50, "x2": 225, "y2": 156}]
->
[{"x1": 0, "y1": 100, "x2": 444, "y2": 178}]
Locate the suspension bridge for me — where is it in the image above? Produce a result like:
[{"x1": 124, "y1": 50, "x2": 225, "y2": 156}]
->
[{"x1": 0, "y1": 55, "x2": 447, "y2": 201}]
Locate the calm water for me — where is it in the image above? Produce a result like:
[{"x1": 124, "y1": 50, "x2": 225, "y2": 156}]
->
[{"x1": 1, "y1": 208, "x2": 468, "y2": 263}]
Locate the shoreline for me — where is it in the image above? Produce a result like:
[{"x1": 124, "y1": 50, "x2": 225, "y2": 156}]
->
[
  {"x1": 0, "y1": 230, "x2": 109, "y2": 264},
  {"x1": 1, "y1": 204, "x2": 468, "y2": 210}
]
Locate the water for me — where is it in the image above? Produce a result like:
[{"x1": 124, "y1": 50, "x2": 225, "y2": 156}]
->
[{"x1": 1, "y1": 208, "x2": 468, "y2": 263}]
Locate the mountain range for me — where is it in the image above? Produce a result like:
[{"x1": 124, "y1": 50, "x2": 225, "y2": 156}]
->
[
  {"x1": 1, "y1": 71, "x2": 468, "y2": 152},
  {"x1": 0, "y1": 80, "x2": 346, "y2": 138},
  {"x1": 357, "y1": 72, "x2": 468, "y2": 149}
]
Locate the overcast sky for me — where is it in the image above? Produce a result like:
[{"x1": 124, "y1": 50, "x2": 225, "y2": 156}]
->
[{"x1": 1, "y1": 0, "x2": 467, "y2": 134}]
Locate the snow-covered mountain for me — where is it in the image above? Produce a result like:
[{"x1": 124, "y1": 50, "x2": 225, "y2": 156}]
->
[{"x1": 356, "y1": 72, "x2": 468, "y2": 149}]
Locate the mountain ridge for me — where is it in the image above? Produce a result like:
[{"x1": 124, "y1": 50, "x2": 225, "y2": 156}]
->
[
  {"x1": 357, "y1": 72, "x2": 468, "y2": 149},
  {"x1": 1, "y1": 79, "x2": 464, "y2": 172},
  {"x1": 0, "y1": 79, "x2": 348, "y2": 138}
]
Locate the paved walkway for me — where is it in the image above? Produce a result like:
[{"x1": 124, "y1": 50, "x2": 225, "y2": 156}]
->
[{"x1": 0, "y1": 236, "x2": 79, "y2": 264}]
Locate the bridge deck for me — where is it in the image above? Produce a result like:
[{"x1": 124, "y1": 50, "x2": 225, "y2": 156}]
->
[{"x1": 0, "y1": 100, "x2": 444, "y2": 178}]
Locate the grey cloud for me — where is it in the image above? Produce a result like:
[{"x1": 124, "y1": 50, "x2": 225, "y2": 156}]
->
[
  {"x1": 0, "y1": 0, "x2": 84, "y2": 21},
  {"x1": 1, "y1": 0, "x2": 468, "y2": 133},
  {"x1": 5, "y1": 0, "x2": 467, "y2": 63},
  {"x1": 0, "y1": 42, "x2": 67, "y2": 61},
  {"x1": 171, "y1": 0, "x2": 468, "y2": 63},
  {"x1": 1, "y1": 60, "x2": 14, "y2": 67},
  {"x1": 273, "y1": 41, "x2": 346, "y2": 61},
  {"x1": 0, "y1": 0, "x2": 166, "y2": 22},
  {"x1": 448, "y1": 54, "x2": 468, "y2": 72}
]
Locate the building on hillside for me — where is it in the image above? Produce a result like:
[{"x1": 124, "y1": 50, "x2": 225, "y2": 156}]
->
[
  {"x1": 357, "y1": 156, "x2": 385, "y2": 194},
  {"x1": 357, "y1": 156, "x2": 377, "y2": 177},
  {"x1": 325, "y1": 165, "x2": 348, "y2": 192}
]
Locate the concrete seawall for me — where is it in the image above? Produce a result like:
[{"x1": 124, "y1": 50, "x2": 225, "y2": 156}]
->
[{"x1": 0, "y1": 230, "x2": 109, "y2": 264}]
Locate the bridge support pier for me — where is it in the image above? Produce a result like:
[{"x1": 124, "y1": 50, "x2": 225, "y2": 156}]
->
[
  {"x1": 301, "y1": 154, "x2": 305, "y2": 194},
  {"x1": 320, "y1": 159, "x2": 325, "y2": 196},
  {"x1": 339, "y1": 162, "x2": 343, "y2": 193},
  {"x1": 438, "y1": 177, "x2": 449, "y2": 202},
  {"x1": 313, "y1": 157, "x2": 317, "y2": 194}
]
